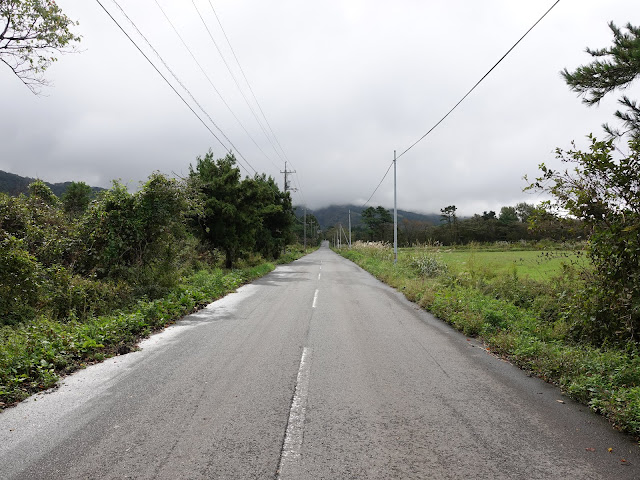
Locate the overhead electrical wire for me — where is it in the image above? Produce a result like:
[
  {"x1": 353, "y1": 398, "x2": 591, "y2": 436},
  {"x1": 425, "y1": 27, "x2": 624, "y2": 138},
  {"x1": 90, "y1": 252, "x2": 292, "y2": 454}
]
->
[
  {"x1": 208, "y1": 1, "x2": 292, "y2": 167},
  {"x1": 192, "y1": 0, "x2": 283, "y2": 168},
  {"x1": 96, "y1": 0, "x2": 256, "y2": 174},
  {"x1": 152, "y1": 0, "x2": 277, "y2": 173},
  {"x1": 396, "y1": 0, "x2": 561, "y2": 161},
  {"x1": 109, "y1": 0, "x2": 257, "y2": 175},
  {"x1": 204, "y1": 1, "x2": 307, "y2": 203},
  {"x1": 94, "y1": 0, "x2": 228, "y2": 158},
  {"x1": 361, "y1": 0, "x2": 562, "y2": 207},
  {"x1": 362, "y1": 161, "x2": 394, "y2": 208}
]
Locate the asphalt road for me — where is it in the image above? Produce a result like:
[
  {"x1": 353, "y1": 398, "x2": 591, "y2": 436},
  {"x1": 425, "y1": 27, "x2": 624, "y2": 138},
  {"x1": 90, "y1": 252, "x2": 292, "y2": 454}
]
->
[{"x1": 1, "y1": 244, "x2": 639, "y2": 479}]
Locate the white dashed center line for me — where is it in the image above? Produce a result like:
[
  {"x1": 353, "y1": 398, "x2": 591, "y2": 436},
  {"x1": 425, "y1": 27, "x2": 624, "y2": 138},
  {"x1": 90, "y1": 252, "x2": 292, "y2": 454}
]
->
[{"x1": 277, "y1": 347, "x2": 311, "y2": 479}]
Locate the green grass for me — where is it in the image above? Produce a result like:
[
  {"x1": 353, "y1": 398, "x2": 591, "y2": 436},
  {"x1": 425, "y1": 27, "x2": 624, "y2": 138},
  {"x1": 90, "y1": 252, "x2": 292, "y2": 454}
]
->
[
  {"x1": 400, "y1": 247, "x2": 586, "y2": 282},
  {"x1": 340, "y1": 243, "x2": 640, "y2": 440},
  {"x1": 441, "y1": 250, "x2": 585, "y2": 281},
  {"x1": 0, "y1": 246, "x2": 315, "y2": 409}
]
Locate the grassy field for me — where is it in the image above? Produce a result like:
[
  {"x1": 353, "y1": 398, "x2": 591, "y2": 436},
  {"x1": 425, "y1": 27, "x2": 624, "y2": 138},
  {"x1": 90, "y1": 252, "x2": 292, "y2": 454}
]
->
[
  {"x1": 340, "y1": 242, "x2": 640, "y2": 440},
  {"x1": 437, "y1": 249, "x2": 585, "y2": 281}
]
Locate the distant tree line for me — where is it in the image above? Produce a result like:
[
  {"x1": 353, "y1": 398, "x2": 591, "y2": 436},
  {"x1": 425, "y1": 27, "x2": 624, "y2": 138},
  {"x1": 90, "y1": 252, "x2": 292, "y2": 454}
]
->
[
  {"x1": 0, "y1": 152, "x2": 295, "y2": 326},
  {"x1": 328, "y1": 203, "x2": 586, "y2": 246}
]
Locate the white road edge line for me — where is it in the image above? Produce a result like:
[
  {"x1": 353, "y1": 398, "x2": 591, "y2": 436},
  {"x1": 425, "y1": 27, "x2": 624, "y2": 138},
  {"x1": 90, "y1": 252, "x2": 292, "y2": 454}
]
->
[
  {"x1": 277, "y1": 347, "x2": 311, "y2": 479},
  {"x1": 312, "y1": 289, "x2": 319, "y2": 308}
]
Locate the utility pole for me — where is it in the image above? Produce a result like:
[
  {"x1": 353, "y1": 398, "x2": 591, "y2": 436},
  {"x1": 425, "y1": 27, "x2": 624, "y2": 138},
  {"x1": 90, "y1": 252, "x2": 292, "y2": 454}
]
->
[
  {"x1": 303, "y1": 208, "x2": 307, "y2": 249},
  {"x1": 394, "y1": 150, "x2": 398, "y2": 265},
  {"x1": 281, "y1": 161, "x2": 296, "y2": 193},
  {"x1": 348, "y1": 210, "x2": 352, "y2": 248}
]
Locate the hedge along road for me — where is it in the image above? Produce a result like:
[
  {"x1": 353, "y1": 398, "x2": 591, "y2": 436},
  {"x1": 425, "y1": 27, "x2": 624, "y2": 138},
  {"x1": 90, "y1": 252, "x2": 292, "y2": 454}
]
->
[{"x1": 1, "y1": 244, "x2": 639, "y2": 479}]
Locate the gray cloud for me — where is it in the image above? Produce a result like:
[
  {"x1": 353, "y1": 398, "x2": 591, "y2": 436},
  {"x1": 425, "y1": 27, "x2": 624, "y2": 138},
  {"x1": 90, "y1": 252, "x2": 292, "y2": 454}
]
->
[{"x1": 1, "y1": 0, "x2": 637, "y2": 216}]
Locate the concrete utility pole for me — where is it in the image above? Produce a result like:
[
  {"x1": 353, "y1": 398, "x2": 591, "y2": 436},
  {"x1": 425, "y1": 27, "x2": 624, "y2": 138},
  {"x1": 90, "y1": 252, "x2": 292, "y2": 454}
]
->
[
  {"x1": 348, "y1": 210, "x2": 352, "y2": 248},
  {"x1": 303, "y1": 208, "x2": 307, "y2": 249},
  {"x1": 281, "y1": 162, "x2": 296, "y2": 193},
  {"x1": 394, "y1": 150, "x2": 398, "y2": 265}
]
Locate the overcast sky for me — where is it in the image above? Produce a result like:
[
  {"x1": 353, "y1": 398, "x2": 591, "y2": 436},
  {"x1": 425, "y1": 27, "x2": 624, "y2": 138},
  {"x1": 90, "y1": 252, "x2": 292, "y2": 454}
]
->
[{"x1": 1, "y1": 0, "x2": 638, "y2": 216}]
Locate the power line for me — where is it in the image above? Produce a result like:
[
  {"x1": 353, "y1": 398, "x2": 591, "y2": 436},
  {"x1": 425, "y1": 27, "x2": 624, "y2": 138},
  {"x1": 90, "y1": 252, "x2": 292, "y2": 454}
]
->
[
  {"x1": 97, "y1": 0, "x2": 256, "y2": 174},
  {"x1": 153, "y1": 0, "x2": 276, "y2": 173},
  {"x1": 203, "y1": 1, "x2": 306, "y2": 201},
  {"x1": 397, "y1": 0, "x2": 561, "y2": 161},
  {"x1": 109, "y1": 0, "x2": 256, "y2": 175},
  {"x1": 94, "y1": 1, "x2": 229, "y2": 157},
  {"x1": 362, "y1": 160, "x2": 394, "y2": 208},
  {"x1": 207, "y1": 1, "x2": 292, "y2": 167},
  {"x1": 362, "y1": 0, "x2": 561, "y2": 207},
  {"x1": 192, "y1": 0, "x2": 283, "y2": 168}
]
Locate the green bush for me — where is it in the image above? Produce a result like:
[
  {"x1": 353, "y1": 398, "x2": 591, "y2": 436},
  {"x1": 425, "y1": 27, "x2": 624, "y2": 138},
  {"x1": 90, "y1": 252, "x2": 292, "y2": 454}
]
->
[{"x1": 0, "y1": 235, "x2": 41, "y2": 326}]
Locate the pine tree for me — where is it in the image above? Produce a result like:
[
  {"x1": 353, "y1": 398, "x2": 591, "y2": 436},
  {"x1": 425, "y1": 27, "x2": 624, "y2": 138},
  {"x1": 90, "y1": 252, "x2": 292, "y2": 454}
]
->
[{"x1": 562, "y1": 22, "x2": 640, "y2": 140}]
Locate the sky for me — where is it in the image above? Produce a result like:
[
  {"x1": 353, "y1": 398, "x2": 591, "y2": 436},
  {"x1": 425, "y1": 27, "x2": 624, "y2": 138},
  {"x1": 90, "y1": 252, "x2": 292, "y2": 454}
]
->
[{"x1": 1, "y1": 0, "x2": 638, "y2": 217}]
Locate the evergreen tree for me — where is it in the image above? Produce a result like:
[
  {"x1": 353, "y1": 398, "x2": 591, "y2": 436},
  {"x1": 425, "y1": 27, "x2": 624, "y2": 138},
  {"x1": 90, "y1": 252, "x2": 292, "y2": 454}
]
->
[
  {"x1": 189, "y1": 152, "x2": 246, "y2": 268},
  {"x1": 248, "y1": 173, "x2": 294, "y2": 260},
  {"x1": 562, "y1": 22, "x2": 640, "y2": 140},
  {"x1": 62, "y1": 181, "x2": 93, "y2": 215}
]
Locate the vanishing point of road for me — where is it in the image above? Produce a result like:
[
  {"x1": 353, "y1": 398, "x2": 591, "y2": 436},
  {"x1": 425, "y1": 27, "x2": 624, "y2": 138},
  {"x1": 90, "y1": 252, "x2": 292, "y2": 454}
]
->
[{"x1": 1, "y1": 244, "x2": 639, "y2": 479}]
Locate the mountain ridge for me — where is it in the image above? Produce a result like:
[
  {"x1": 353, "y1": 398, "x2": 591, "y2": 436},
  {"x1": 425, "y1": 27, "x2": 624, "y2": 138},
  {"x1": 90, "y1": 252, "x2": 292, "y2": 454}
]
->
[{"x1": 0, "y1": 170, "x2": 104, "y2": 198}]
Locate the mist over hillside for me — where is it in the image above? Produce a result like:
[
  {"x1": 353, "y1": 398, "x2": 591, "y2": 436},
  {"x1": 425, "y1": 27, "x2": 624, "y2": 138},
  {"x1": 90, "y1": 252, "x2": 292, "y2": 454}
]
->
[
  {"x1": 1, "y1": 170, "x2": 443, "y2": 230},
  {"x1": 295, "y1": 204, "x2": 440, "y2": 230}
]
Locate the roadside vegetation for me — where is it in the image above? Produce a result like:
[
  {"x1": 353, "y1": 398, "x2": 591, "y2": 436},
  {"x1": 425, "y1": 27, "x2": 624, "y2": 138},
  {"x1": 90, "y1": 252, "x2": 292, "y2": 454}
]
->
[
  {"x1": 0, "y1": 151, "x2": 316, "y2": 408},
  {"x1": 341, "y1": 241, "x2": 640, "y2": 437},
  {"x1": 337, "y1": 23, "x2": 640, "y2": 438}
]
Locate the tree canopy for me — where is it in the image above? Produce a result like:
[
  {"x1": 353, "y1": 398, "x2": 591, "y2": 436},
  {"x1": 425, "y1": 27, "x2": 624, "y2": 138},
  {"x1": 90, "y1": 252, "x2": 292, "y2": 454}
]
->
[
  {"x1": 361, "y1": 206, "x2": 393, "y2": 241},
  {"x1": 188, "y1": 151, "x2": 294, "y2": 268},
  {"x1": 0, "y1": 0, "x2": 81, "y2": 93}
]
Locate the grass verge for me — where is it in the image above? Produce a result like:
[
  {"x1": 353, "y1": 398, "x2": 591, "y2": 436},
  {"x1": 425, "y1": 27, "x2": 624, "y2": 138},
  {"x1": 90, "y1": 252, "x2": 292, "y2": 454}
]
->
[
  {"x1": 0, "y1": 246, "x2": 315, "y2": 409},
  {"x1": 339, "y1": 243, "x2": 640, "y2": 439}
]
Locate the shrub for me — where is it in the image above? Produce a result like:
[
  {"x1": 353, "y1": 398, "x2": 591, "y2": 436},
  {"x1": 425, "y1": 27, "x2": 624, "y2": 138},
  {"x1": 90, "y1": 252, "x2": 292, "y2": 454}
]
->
[
  {"x1": 409, "y1": 252, "x2": 448, "y2": 278},
  {"x1": 0, "y1": 235, "x2": 41, "y2": 326}
]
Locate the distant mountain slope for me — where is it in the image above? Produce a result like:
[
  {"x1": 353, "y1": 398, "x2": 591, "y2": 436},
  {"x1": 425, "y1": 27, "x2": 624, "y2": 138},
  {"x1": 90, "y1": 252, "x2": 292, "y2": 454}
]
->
[
  {"x1": 0, "y1": 170, "x2": 104, "y2": 197},
  {"x1": 296, "y1": 204, "x2": 440, "y2": 229}
]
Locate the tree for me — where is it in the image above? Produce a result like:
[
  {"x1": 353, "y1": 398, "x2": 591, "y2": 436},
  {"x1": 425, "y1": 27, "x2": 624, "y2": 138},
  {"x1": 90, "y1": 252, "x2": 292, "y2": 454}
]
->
[
  {"x1": 247, "y1": 173, "x2": 294, "y2": 259},
  {"x1": 515, "y1": 202, "x2": 535, "y2": 223},
  {"x1": 529, "y1": 137, "x2": 640, "y2": 343},
  {"x1": 0, "y1": 0, "x2": 81, "y2": 93},
  {"x1": 528, "y1": 23, "x2": 640, "y2": 343},
  {"x1": 362, "y1": 206, "x2": 393, "y2": 241},
  {"x1": 28, "y1": 178, "x2": 57, "y2": 206},
  {"x1": 562, "y1": 22, "x2": 640, "y2": 140},
  {"x1": 79, "y1": 174, "x2": 188, "y2": 296},
  {"x1": 498, "y1": 206, "x2": 518, "y2": 224},
  {"x1": 61, "y1": 181, "x2": 92, "y2": 215},
  {"x1": 189, "y1": 151, "x2": 256, "y2": 269},
  {"x1": 440, "y1": 205, "x2": 458, "y2": 243}
]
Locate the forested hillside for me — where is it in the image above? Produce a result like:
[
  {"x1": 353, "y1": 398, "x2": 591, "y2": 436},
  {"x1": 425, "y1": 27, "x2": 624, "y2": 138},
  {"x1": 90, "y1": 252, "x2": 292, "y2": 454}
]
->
[{"x1": 0, "y1": 170, "x2": 104, "y2": 197}]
